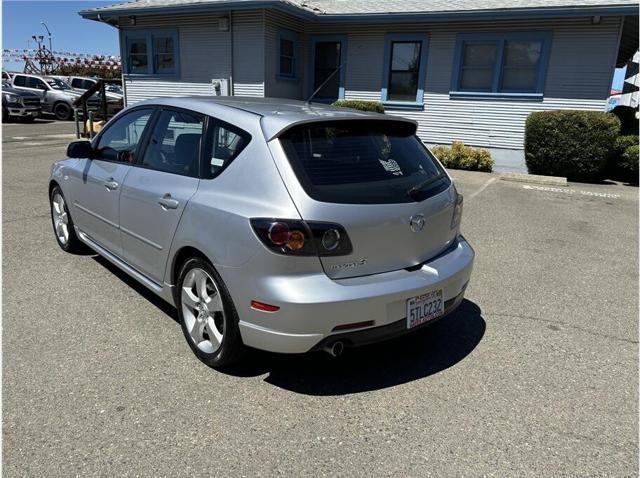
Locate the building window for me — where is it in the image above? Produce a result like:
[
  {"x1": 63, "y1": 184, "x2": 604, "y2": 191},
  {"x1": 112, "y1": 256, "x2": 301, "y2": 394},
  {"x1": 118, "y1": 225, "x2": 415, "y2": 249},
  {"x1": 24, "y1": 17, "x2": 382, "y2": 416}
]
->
[
  {"x1": 153, "y1": 36, "x2": 176, "y2": 73},
  {"x1": 452, "y1": 32, "x2": 552, "y2": 96},
  {"x1": 278, "y1": 30, "x2": 299, "y2": 79},
  {"x1": 124, "y1": 29, "x2": 179, "y2": 76},
  {"x1": 127, "y1": 38, "x2": 148, "y2": 73},
  {"x1": 381, "y1": 34, "x2": 429, "y2": 107}
]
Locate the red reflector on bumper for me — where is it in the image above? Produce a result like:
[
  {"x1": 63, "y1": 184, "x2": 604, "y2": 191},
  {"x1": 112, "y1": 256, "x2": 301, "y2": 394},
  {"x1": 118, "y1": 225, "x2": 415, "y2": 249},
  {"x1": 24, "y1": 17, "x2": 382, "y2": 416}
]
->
[
  {"x1": 251, "y1": 300, "x2": 280, "y2": 312},
  {"x1": 332, "y1": 320, "x2": 374, "y2": 332}
]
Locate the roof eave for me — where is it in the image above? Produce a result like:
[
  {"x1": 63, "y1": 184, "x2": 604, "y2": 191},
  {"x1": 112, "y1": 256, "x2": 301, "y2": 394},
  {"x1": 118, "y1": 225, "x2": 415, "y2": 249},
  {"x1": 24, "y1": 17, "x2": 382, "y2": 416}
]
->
[
  {"x1": 79, "y1": 1, "x2": 317, "y2": 21},
  {"x1": 79, "y1": 2, "x2": 639, "y2": 23}
]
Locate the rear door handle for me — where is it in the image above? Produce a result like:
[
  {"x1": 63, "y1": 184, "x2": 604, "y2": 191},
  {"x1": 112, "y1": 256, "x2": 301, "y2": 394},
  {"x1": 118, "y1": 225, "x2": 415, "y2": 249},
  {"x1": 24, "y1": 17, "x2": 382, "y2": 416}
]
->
[
  {"x1": 158, "y1": 193, "x2": 179, "y2": 210},
  {"x1": 104, "y1": 178, "x2": 119, "y2": 191}
]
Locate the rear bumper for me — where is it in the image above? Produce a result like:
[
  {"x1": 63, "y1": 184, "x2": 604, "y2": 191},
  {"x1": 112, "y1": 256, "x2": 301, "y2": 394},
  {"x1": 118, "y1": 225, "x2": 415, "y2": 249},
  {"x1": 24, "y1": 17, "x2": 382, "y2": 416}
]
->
[
  {"x1": 308, "y1": 287, "x2": 466, "y2": 351},
  {"x1": 236, "y1": 235, "x2": 474, "y2": 354}
]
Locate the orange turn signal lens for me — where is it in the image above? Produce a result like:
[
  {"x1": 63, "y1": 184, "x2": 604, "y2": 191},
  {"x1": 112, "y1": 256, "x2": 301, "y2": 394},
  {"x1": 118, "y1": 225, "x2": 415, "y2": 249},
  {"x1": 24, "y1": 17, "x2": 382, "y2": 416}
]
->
[{"x1": 286, "y1": 230, "x2": 305, "y2": 251}]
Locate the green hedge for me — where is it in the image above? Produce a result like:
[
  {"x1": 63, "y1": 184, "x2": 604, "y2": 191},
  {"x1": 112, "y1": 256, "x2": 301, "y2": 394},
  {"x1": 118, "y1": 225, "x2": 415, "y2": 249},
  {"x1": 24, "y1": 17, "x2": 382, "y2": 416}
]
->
[
  {"x1": 431, "y1": 141, "x2": 494, "y2": 172},
  {"x1": 524, "y1": 110, "x2": 620, "y2": 181},
  {"x1": 331, "y1": 100, "x2": 385, "y2": 113},
  {"x1": 621, "y1": 144, "x2": 639, "y2": 183},
  {"x1": 614, "y1": 135, "x2": 639, "y2": 156}
]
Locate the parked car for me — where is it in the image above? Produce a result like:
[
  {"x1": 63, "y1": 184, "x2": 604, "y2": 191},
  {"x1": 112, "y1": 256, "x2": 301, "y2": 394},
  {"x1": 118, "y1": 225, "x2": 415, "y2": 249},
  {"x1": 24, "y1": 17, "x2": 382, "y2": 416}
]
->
[
  {"x1": 2, "y1": 79, "x2": 42, "y2": 122},
  {"x1": 66, "y1": 76, "x2": 124, "y2": 101},
  {"x1": 11, "y1": 74, "x2": 87, "y2": 120},
  {"x1": 49, "y1": 97, "x2": 474, "y2": 368}
]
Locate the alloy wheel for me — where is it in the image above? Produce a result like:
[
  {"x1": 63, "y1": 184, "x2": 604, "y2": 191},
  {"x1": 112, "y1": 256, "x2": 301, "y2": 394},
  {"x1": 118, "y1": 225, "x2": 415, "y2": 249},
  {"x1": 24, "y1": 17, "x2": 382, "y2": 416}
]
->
[
  {"x1": 51, "y1": 193, "x2": 69, "y2": 245},
  {"x1": 181, "y1": 267, "x2": 225, "y2": 354}
]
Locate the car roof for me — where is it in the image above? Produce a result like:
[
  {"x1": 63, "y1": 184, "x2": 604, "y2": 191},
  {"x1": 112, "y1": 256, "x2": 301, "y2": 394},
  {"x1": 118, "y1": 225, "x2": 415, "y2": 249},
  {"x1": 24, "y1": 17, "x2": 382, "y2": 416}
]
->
[{"x1": 132, "y1": 96, "x2": 417, "y2": 141}]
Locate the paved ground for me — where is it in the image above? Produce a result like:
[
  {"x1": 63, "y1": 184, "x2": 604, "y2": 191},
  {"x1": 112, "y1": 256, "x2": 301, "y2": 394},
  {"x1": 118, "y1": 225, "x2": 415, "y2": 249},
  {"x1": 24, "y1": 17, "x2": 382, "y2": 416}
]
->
[{"x1": 3, "y1": 120, "x2": 638, "y2": 477}]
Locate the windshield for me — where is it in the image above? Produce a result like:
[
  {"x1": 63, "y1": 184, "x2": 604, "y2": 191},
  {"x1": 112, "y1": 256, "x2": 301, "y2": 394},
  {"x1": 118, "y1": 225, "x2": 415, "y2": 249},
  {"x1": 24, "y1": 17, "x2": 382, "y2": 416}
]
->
[
  {"x1": 45, "y1": 78, "x2": 72, "y2": 90},
  {"x1": 279, "y1": 120, "x2": 449, "y2": 204}
]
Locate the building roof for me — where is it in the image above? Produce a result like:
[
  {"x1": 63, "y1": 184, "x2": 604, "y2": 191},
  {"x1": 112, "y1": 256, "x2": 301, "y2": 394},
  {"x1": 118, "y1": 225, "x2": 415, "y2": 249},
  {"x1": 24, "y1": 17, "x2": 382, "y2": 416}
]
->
[{"x1": 79, "y1": 0, "x2": 639, "y2": 22}]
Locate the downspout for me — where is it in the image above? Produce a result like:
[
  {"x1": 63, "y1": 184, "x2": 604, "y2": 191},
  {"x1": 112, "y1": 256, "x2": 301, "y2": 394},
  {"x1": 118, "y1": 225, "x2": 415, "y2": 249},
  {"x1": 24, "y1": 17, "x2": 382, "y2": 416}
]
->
[{"x1": 229, "y1": 10, "x2": 234, "y2": 96}]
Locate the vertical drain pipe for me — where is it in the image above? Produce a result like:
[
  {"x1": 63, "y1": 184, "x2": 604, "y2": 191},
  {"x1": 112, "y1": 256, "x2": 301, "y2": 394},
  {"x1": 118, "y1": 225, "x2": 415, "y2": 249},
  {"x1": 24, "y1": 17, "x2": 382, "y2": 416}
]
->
[{"x1": 229, "y1": 10, "x2": 234, "y2": 96}]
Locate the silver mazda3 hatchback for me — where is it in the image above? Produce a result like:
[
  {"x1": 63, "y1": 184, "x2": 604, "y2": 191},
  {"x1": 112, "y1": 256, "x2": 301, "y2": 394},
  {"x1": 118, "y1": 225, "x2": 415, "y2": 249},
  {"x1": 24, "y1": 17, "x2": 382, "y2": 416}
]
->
[{"x1": 49, "y1": 97, "x2": 474, "y2": 368}]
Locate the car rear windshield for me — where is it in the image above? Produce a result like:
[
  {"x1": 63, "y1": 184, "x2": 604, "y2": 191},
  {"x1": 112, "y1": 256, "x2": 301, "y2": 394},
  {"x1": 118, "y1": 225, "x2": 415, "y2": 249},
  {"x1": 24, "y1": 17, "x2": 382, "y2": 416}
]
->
[{"x1": 278, "y1": 120, "x2": 450, "y2": 204}]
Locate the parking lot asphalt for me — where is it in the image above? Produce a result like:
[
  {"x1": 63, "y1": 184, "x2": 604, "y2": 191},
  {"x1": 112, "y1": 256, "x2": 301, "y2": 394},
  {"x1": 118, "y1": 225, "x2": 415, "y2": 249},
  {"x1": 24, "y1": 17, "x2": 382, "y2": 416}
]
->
[{"x1": 3, "y1": 119, "x2": 638, "y2": 477}]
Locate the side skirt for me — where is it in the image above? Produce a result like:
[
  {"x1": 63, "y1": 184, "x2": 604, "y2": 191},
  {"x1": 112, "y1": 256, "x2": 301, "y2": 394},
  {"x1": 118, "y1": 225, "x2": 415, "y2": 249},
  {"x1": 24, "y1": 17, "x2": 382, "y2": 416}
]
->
[{"x1": 76, "y1": 228, "x2": 176, "y2": 306}]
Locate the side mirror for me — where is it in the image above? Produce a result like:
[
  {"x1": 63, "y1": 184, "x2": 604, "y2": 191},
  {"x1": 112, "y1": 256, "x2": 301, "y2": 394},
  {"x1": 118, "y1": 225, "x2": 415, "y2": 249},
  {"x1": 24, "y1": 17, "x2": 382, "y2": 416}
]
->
[{"x1": 67, "y1": 140, "x2": 95, "y2": 159}]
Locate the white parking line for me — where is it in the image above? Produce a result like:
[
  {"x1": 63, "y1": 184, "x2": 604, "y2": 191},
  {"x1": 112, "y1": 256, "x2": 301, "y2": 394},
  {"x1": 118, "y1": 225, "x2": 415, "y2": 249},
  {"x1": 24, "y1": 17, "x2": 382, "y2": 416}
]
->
[
  {"x1": 468, "y1": 177, "x2": 497, "y2": 199},
  {"x1": 522, "y1": 184, "x2": 620, "y2": 199}
]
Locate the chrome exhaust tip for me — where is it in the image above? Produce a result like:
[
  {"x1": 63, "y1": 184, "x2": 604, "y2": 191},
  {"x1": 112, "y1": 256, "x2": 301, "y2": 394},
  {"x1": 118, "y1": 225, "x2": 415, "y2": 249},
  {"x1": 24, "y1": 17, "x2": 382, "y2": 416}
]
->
[{"x1": 324, "y1": 341, "x2": 344, "y2": 357}]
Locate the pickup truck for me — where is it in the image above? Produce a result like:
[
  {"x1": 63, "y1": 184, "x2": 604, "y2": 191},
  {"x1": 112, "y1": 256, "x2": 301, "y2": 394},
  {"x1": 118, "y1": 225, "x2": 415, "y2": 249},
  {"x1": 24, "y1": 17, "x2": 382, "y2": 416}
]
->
[
  {"x1": 2, "y1": 79, "x2": 42, "y2": 122},
  {"x1": 10, "y1": 73, "x2": 101, "y2": 120}
]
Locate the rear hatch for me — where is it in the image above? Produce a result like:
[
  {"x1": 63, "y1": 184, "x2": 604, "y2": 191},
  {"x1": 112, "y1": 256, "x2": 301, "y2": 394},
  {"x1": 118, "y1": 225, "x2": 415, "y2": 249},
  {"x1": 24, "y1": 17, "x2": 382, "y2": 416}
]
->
[{"x1": 277, "y1": 119, "x2": 459, "y2": 279}]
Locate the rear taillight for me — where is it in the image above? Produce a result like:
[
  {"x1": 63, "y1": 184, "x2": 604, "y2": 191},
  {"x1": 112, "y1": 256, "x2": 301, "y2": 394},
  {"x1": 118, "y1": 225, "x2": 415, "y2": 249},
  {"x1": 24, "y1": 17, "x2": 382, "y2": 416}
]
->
[
  {"x1": 251, "y1": 218, "x2": 352, "y2": 256},
  {"x1": 451, "y1": 192, "x2": 463, "y2": 229}
]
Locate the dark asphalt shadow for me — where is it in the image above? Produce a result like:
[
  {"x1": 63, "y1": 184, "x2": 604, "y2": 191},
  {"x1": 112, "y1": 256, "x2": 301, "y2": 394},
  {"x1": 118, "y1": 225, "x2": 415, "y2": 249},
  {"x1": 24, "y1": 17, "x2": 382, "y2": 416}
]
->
[
  {"x1": 91, "y1": 254, "x2": 485, "y2": 394},
  {"x1": 226, "y1": 299, "x2": 485, "y2": 395},
  {"x1": 92, "y1": 255, "x2": 179, "y2": 324}
]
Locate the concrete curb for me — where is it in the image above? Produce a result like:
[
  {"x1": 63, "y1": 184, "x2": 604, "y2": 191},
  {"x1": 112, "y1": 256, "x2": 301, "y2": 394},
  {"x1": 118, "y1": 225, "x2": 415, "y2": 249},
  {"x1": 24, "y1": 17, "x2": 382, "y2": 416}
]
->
[{"x1": 498, "y1": 172, "x2": 568, "y2": 186}]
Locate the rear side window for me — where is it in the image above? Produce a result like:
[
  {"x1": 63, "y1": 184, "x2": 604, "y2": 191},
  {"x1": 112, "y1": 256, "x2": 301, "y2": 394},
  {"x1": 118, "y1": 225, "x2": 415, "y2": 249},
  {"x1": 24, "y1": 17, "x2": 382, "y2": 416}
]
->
[
  {"x1": 279, "y1": 120, "x2": 449, "y2": 204},
  {"x1": 26, "y1": 77, "x2": 46, "y2": 89},
  {"x1": 201, "y1": 120, "x2": 251, "y2": 179},
  {"x1": 141, "y1": 109, "x2": 204, "y2": 177}
]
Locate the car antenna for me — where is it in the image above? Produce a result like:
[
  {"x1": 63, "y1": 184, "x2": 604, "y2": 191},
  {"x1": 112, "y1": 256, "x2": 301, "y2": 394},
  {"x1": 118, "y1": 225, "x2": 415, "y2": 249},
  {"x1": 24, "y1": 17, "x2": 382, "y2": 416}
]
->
[{"x1": 305, "y1": 63, "x2": 346, "y2": 105}]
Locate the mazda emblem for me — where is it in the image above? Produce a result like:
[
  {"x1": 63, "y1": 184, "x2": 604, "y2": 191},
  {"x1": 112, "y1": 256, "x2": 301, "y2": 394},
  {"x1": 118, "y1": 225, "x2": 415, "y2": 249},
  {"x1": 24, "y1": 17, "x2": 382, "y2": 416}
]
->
[{"x1": 409, "y1": 214, "x2": 425, "y2": 232}]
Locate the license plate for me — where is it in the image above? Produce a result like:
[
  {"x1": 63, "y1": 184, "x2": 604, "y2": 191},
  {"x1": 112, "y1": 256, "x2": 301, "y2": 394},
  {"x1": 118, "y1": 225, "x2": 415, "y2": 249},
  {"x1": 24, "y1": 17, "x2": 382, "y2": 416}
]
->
[{"x1": 406, "y1": 289, "x2": 444, "y2": 329}]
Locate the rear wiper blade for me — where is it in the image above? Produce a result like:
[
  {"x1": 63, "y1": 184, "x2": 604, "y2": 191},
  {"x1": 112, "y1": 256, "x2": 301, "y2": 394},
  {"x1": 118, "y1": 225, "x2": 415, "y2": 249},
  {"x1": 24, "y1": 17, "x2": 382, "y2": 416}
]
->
[{"x1": 406, "y1": 173, "x2": 444, "y2": 197}]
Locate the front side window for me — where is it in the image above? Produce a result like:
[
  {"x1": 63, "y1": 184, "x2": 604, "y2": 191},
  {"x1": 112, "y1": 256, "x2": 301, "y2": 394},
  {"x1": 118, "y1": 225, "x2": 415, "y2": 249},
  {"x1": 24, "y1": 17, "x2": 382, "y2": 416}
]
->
[
  {"x1": 279, "y1": 120, "x2": 449, "y2": 204},
  {"x1": 96, "y1": 108, "x2": 154, "y2": 163},
  {"x1": 278, "y1": 30, "x2": 298, "y2": 78},
  {"x1": 24, "y1": 77, "x2": 47, "y2": 90},
  {"x1": 141, "y1": 109, "x2": 204, "y2": 176},
  {"x1": 453, "y1": 32, "x2": 551, "y2": 95},
  {"x1": 124, "y1": 30, "x2": 178, "y2": 75},
  {"x1": 12, "y1": 76, "x2": 26, "y2": 87},
  {"x1": 381, "y1": 34, "x2": 428, "y2": 105}
]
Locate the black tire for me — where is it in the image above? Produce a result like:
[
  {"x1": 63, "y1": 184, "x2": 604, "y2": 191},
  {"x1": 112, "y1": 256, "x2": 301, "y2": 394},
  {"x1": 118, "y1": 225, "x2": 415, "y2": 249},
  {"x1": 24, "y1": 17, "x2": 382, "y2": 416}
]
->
[
  {"x1": 49, "y1": 185, "x2": 85, "y2": 253},
  {"x1": 53, "y1": 102, "x2": 72, "y2": 121},
  {"x1": 176, "y1": 256, "x2": 245, "y2": 368},
  {"x1": 2, "y1": 108, "x2": 11, "y2": 123}
]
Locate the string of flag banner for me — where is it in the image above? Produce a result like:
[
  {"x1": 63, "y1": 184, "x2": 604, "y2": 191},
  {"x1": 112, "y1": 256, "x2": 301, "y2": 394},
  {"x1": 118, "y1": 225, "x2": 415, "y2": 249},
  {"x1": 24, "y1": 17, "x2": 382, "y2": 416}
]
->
[{"x1": 2, "y1": 48, "x2": 122, "y2": 69}]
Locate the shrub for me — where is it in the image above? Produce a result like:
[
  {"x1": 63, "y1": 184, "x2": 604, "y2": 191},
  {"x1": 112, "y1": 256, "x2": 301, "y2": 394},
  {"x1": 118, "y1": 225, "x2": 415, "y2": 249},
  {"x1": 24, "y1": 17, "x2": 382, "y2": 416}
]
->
[
  {"x1": 524, "y1": 110, "x2": 620, "y2": 181},
  {"x1": 614, "y1": 135, "x2": 639, "y2": 156},
  {"x1": 611, "y1": 105, "x2": 639, "y2": 135},
  {"x1": 605, "y1": 135, "x2": 638, "y2": 182},
  {"x1": 431, "y1": 141, "x2": 494, "y2": 172},
  {"x1": 621, "y1": 144, "x2": 639, "y2": 183},
  {"x1": 331, "y1": 100, "x2": 385, "y2": 113}
]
